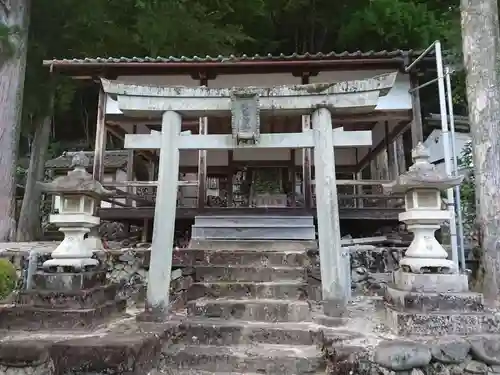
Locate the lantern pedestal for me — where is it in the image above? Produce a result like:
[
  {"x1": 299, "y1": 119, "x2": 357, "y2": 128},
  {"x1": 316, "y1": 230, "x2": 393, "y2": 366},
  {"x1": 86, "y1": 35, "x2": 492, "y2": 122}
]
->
[{"x1": 43, "y1": 213, "x2": 99, "y2": 271}]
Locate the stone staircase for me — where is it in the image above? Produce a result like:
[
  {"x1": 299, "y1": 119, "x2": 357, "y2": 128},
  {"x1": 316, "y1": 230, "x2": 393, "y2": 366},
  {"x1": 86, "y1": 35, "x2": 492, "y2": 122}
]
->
[{"x1": 168, "y1": 240, "x2": 325, "y2": 374}]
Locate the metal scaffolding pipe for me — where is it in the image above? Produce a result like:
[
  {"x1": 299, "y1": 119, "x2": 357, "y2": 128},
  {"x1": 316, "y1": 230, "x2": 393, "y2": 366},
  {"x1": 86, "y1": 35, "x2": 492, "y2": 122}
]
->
[
  {"x1": 405, "y1": 41, "x2": 437, "y2": 72},
  {"x1": 445, "y1": 66, "x2": 467, "y2": 271},
  {"x1": 435, "y1": 41, "x2": 459, "y2": 270}
]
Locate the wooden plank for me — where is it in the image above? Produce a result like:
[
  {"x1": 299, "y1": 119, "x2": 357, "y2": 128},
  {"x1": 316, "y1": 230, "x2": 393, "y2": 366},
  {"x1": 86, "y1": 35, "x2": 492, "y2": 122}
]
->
[
  {"x1": 125, "y1": 130, "x2": 373, "y2": 150},
  {"x1": 97, "y1": 206, "x2": 402, "y2": 221},
  {"x1": 92, "y1": 89, "x2": 107, "y2": 182},
  {"x1": 341, "y1": 236, "x2": 388, "y2": 246}
]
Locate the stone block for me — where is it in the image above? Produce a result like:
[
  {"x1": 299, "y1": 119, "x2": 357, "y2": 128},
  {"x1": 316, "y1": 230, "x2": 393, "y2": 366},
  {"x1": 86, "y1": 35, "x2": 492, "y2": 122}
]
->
[
  {"x1": 385, "y1": 305, "x2": 500, "y2": 335},
  {"x1": 188, "y1": 239, "x2": 317, "y2": 252},
  {"x1": 161, "y1": 343, "x2": 323, "y2": 374},
  {"x1": 175, "y1": 319, "x2": 324, "y2": 345},
  {"x1": 187, "y1": 281, "x2": 308, "y2": 300},
  {"x1": 50, "y1": 332, "x2": 161, "y2": 375},
  {"x1": 187, "y1": 298, "x2": 311, "y2": 322},
  {"x1": 194, "y1": 265, "x2": 306, "y2": 283},
  {"x1": 172, "y1": 248, "x2": 309, "y2": 267},
  {"x1": 0, "y1": 340, "x2": 51, "y2": 367},
  {"x1": 31, "y1": 270, "x2": 107, "y2": 291},
  {"x1": 393, "y1": 269, "x2": 469, "y2": 293},
  {"x1": 17, "y1": 284, "x2": 118, "y2": 309},
  {"x1": 384, "y1": 285, "x2": 484, "y2": 313},
  {"x1": 0, "y1": 299, "x2": 126, "y2": 331}
]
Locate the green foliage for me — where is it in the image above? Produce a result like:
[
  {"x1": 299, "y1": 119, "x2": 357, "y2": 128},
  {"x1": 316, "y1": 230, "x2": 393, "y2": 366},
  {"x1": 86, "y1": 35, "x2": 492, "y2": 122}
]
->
[
  {"x1": 337, "y1": 0, "x2": 452, "y2": 50},
  {"x1": 0, "y1": 259, "x2": 17, "y2": 300}
]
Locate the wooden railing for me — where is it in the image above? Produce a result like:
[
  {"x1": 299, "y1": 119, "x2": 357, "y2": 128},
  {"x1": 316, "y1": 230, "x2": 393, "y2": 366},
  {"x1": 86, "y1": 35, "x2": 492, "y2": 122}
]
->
[{"x1": 101, "y1": 178, "x2": 404, "y2": 210}]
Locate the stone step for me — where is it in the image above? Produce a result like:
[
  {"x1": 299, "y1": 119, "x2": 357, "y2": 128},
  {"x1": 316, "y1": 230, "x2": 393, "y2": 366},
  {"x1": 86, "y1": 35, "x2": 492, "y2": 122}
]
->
[
  {"x1": 187, "y1": 298, "x2": 312, "y2": 322},
  {"x1": 191, "y1": 226, "x2": 315, "y2": 241},
  {"x1": 385, "y1": 306, "x2": 500, "y2": 335},
  {"x1": 0, "y1": 299, "x2": 126, "y2": 330},
  {"x1": 385, "y1": 285, "x2": 484, "y2": 313},
  {"x1": 17, "y1": 284, "x2": 118, "y2": 309},
  {"x1": 189, "y1": 240, "x2": 317, "y2": 252},
  {"x1": 194, "y1": 266, "x2": 306, "y2": 283},
  {"x1": 161, "y1": 343, "x2": 324, "y2": 374},
  {"x1": 173, "y1": 249, "x2": 310, "y2": 267},
  {"x1": 188, "y1": 281, "x2": 308, "y2": 300},
  {"x1": 174, "y1": 319, "x2": 326, "y2": 345},
  {"x1": 194, "y1": 215, "x2": 314, "y2": 227}
]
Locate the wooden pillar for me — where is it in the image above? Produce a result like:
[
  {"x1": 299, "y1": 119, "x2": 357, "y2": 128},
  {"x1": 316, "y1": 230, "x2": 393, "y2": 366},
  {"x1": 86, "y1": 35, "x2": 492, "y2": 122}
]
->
[
  {"x1": 355, "y1": 149, "x2": 363, "y2": 208},
  {"x1": 395, "y1": 132, "x2": 407, "y2": 173},
  {"x1": 410, "y1": 74, "x2": 424, "y2": 147},
  {"x1": 92, "y1": 88, "x2": 107, "y2": 182},
  {"x1": 312, "y1": 107, "x2": 347, "y2": 317},
  {"x1": 290, "y1": 149, "x2": 296, "y2": 207},
  {"x1": 146, "y1": 110, "x2": 181, "y2": 316},
  {"x1": 197, "y1": 117, "x2": 208, "y2": 209},
  {"x1": 301, "y1": 74, "x2": 312, "y2": 209},
  {"x1": 227, "y1": 151, "x2": 233, "y2": 207},
  {"x1": 197, "y1": 77, "x2": 208, "y2": 210},
  {"x1": 126, "y1": 125, "x2": 137, "y2": 207}
]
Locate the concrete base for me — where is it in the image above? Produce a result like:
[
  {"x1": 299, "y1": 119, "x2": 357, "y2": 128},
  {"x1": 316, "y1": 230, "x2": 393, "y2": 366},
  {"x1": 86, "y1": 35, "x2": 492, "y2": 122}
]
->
[
  {"x1": 384, "y1": 285, "x2": 484, "y2": 313},
  {"x1": 385, "y1": 306, "x2": 500, "y2": 335},
  {"x1": 393, "y1": 269, "x2": 469, "y2": 293}
]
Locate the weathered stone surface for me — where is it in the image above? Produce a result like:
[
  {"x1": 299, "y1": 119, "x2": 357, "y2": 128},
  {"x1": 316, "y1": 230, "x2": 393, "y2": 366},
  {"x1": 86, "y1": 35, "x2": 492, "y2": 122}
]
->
[
  {"x1": 161, "y1": 343, "x2": 323, "y2": 374},
  {"x1": 385, "y1": 286, "x2": 484, "y2": 313},
  {"x1": 187, "y1": 298, "x2": 311, "y2": 322},
  {"x1": 0, "y1": 340, "x2": 51, "y2": 367},
  {"x1": 173, "y1": 248, "x2": 309, "y2": 267},
  {"x1": 173, "y1": 319, "x2": 333, "y2": 346},
  {"x1": 31, "y1": 270, "x2": 107, "y2": 291},
  {"x1": 50, "y1": 332, "x2": 161, "y2": 375},
  {"x1": 425, "y1": 362, "x2": 451, "y2": 375},
  {"x1": 464, "y1": 360, "x2": 488, "y2": 374},
  {"x1": 188, "y1": 281, "x2": 307, "y2": 300},
  {"x1": 194, "y1": 265, "x2": 306, "y2": 282},
  {"x1": 0, "y1": 299, "x2": 126, "y2": 330},
  {"x1": 385, "y1": 306, "x2": 500, "y2": 335},
  {"x1": 374, "y1": 341, "x2": 431, "y2": 371},
  {"x1": 471, "y1": 338, "x2": 500, "y2": 365},
  {"x1": 17, "y1": 284, "x2": 118, "y2": 309},
  {"x1": 431, "y1": 338, "x2": 471, "y2": 364},
  {"x1": 393, "y1": 270, "x2": 469, "y2": 293}
]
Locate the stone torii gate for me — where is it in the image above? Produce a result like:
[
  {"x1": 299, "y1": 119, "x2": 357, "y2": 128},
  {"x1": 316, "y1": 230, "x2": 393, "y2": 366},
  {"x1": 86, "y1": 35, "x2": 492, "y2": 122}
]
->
[{"x1": 101, "y1": 72, "x2": 397, "y2": 318}]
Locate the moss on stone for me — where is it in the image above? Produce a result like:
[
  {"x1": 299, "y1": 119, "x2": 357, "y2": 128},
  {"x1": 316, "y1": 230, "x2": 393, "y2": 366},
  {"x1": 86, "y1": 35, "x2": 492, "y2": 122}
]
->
[{"x1": 0, "y1": 258, "x2": 17, "y2": 299}]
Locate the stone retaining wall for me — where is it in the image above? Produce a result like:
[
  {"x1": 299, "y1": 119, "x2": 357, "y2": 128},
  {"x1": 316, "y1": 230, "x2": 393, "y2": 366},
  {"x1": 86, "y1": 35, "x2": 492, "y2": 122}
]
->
[
  {"x1": 325, "y1": 335, "x2": 500, "y2": 374},
  {"x1": 0, "y1": 243, "x2": 192, "y2": 308}
]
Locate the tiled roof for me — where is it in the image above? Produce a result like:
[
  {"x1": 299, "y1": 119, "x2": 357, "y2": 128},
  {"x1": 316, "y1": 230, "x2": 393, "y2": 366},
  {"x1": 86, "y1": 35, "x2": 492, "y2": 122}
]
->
[
  {"x1": 45, "y1": 150, "x2": 129, "y2": 169},
  {"x1": 44, "y1": 50, "x2": 430, "y2": 65}
]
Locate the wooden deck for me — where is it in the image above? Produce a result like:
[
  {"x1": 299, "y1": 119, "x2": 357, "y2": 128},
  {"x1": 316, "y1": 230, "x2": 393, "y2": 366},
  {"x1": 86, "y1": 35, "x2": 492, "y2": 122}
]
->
[{"x1": 98, "y1": 206, "x2": 402, "y2": 221}]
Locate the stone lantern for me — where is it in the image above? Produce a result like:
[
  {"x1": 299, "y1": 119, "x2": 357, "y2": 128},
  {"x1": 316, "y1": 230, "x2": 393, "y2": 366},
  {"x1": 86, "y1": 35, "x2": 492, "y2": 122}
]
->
[
  {"x1": 38, "y1": 151, "x2": 113, "y2": 271},
  {"x1": 381, "y1": 143, "x2": 493, "y2": 335},
  {"x1": 383, "y1": 142, "x2": 463, "y2": 275}
]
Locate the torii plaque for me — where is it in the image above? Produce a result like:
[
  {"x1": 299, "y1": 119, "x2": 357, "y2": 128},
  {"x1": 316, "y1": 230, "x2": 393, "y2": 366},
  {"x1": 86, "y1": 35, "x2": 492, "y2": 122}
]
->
[{"x1": 101, "y1": 72, "x2": 397, "y2": 319}]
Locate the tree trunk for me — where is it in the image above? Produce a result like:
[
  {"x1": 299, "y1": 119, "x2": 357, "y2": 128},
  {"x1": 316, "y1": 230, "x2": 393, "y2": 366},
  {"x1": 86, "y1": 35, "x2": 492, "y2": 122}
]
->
[
  {"x1": 0, "y1": 0, "x2": 31, "y2": 241},
  {"x1": 16, "y1": 112, "x2": 52, "y2": 241},
  {"x1": 461, "y1": 0, "x2": 500, "y2": 302}
]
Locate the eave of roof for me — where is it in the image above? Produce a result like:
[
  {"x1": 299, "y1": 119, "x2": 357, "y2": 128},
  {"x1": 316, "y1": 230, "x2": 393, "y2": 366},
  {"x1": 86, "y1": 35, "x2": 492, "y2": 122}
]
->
[{"x1": 43, "y1": 50, "x2": 436, "y2": 78}]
